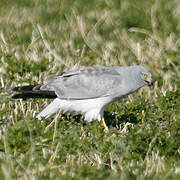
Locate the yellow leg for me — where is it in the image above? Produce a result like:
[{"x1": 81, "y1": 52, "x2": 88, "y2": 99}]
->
[
  {"x1": 102, "y1": 119, "x2": 109, "y2": 132},
  {"x1": 141, "y1": 110, "x2": 145, "y2": 123}
]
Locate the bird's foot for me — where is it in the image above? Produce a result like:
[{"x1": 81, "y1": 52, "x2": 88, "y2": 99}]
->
[{"x1": 102, "y1": 119, "x2": 108, "y2": 132}]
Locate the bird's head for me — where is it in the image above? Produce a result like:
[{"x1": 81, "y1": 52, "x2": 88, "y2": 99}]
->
[{"x1": 135, "y1": 66, "x2": 153, "y2": 87}]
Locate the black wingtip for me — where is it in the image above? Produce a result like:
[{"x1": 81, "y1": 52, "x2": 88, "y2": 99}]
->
[
  {"x1": 11, "y1": 84, "x2": 57, "y2": 99},
  {"x1": 12, "y1": 85, "x2": 41, "y2": 92},
  {"x1": 11, "y1": 93, "x2": 57, "y2": 99}
]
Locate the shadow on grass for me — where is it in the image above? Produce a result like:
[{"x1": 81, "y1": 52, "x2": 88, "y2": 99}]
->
[
  {"x1": 104, "y1": 111, "x2": 139, "y2": 128},
  {"x1": 59, "y1": 112, "x2": 139, "y2": 129}
]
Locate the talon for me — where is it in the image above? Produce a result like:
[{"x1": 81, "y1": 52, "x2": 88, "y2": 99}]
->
[{"x1": 102, "y1": 119, "x2": 108, "y2": 132}]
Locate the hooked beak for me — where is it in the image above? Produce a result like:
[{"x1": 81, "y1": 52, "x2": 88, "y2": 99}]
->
[{"x1": 145, "y1": 79, "x2": 153, "y2": 87}]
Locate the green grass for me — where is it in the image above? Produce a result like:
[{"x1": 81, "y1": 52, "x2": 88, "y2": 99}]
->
[{"x1": 0, "y1": 0, "x2": 180, "y2": 179}]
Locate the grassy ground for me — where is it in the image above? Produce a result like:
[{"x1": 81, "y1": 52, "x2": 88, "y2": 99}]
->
[{"x1": 0, "y1": 0, "x2": 180, "y2": 179}]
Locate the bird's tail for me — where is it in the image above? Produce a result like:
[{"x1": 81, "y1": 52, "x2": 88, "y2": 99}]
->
[
  {"x1": 11, "y1": 85, "x2": 57, "y2": 99},
  {"x1": 36, "y1": 98, "x2": 61, "y2": 120}
]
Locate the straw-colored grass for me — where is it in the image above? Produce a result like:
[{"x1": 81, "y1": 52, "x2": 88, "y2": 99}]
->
[{"x1": 0, "y1": 0, "x2": 179, "y2": 179}]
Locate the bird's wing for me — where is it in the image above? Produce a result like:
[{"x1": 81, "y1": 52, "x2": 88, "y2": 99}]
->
[{"x1": 40, "y1": 66, "x2": 123, "y2": 100}]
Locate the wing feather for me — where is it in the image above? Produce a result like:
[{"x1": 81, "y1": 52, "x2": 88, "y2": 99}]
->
[{"x1": 40, "y1": 66, "x2": 123, "y2": 100}]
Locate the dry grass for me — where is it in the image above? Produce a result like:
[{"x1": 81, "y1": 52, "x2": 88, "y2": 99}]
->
[{"x1": 0, "y1": 0, "x2": 180, "y2": 179}]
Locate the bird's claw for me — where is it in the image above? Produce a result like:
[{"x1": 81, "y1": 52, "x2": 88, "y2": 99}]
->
[{"x1": 102, "y1": 119, "x2": 109, "y2": 132}]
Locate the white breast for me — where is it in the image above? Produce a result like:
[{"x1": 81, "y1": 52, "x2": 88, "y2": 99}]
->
[
  {"x1": 36, "y1": 96, "x2": 113, "y2": 122},
  {"x1": 58, "y1": 97, "x2": 112, "y2": 122}
]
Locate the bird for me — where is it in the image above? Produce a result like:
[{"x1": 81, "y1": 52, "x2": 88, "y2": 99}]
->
[{"x1": 12, "y1": 65, "x2": 153, "y2": 131}]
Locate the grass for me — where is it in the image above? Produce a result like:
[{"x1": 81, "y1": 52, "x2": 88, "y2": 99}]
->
[{"x1": 0, "y1": 0, "x2": 180, "y2": 179}]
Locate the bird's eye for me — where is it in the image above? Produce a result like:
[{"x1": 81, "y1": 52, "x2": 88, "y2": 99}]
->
[{"x1": 142, "y1": 73, "x2": 147, "y2": 79}]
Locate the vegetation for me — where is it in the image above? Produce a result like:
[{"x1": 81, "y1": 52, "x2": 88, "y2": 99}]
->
[{"x1": 0, "y1": 0, "x2": 179, "y2": 179}]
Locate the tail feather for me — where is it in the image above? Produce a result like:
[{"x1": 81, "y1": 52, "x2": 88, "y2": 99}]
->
[
  {"x1": 11, "y1": 85, "x2": 57, "y2": 99},
  {"x1": 36, "y1": 98, "x2": 61, "y2": 120}
]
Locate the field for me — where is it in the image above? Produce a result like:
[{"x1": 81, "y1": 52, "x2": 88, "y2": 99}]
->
[{"x1": 0, "y1": 0, "x2": 180, "y2": 179}]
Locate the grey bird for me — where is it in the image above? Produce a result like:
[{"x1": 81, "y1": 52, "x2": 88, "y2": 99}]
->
[{"x1": 12, "y1": 65, "x2": 153, "y2": 130}]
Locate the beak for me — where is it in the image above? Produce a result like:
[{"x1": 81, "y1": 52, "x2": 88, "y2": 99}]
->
[{"x1": 145, "y1": 79, "x2": 153, "y2": 87}]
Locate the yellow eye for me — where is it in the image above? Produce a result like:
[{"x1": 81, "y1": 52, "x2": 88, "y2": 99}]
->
[{"x1": 142, "y1": 73, "x2": 147, "y2": 79}]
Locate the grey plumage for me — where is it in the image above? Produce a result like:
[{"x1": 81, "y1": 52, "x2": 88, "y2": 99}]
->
[{"x1": 12, "y1": 65, "x2": 152, "y2": 122}]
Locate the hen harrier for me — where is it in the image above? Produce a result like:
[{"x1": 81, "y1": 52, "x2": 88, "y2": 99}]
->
[{"x1": 12, "y1": 65, "x2": 152, "y2": 131}]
